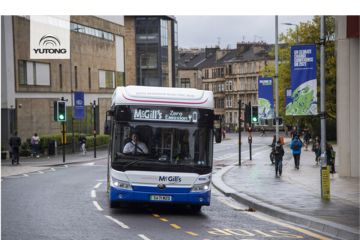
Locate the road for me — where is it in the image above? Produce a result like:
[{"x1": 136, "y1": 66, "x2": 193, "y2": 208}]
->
[{"x1": 2, "y1": 134, "x2": 333, "y2": 240}]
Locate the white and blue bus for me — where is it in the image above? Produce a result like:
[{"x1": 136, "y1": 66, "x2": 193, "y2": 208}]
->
[{"x1": 106, "y1": 86, "x2": 220, "y2": 212}]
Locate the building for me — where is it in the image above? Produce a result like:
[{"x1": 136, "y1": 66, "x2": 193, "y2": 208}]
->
[
  {"x1": 179, "y1": 43, "x2": 273, "y2": 131},
  {"x1": 124, "y1": 16, "x2": 178, "y2": 87},
  {"x1": 177, "y1": 48, "x2": 204, "y2": 89},
  {"x1": 335, "y1": 16, "x2": 359, "y2": 177},
  {"x1": 1, "y1": 16, "x2": 126, "y2": 143}
]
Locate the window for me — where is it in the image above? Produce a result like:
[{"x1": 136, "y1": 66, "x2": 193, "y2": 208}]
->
[
  {"x1": 88, "y1": 68, "x2": 91, "y2": 89},
  {"x1": 180, "y1": 78, "x2": 190, "y2": 88},
  {"x1": 99, "y1": 70, "x2": 124, "y2": 88},
  {"x1": 204, "y1": 83, "x2": 209, "y2": 90},
  {"x1": 18, "y1": 60, "x2": 50, "y2": 86},
  {"x1": 226, "y1": 96, "x2": 233, "y2": 108},
  {"x1": 205, "y1": 69, "x2": 209, "y2": 79},
  {"x1": 71, "y1": 22, "x2": 114, "y2": 41},
  {"x1": 74, "y1": 66, "x2": 78, "y2": 89},
  {"x1": 229, "y1": 65, "x2": 232, "y2": 74}
]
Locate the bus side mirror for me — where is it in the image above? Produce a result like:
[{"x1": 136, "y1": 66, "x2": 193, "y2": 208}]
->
[
  {"x1": 104, "y1": 110, "x2": 113, "y2": 135},
  {"x1": 214, "y1": 115, "x2": 222, "y2": 143},
  {"x1": 104, "y1": 120, "x2": 111, "y2": 135}
]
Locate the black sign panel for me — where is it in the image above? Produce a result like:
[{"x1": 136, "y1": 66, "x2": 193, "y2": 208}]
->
[{"x1": 131, "y1": 108, "x2": 199, "y2": 123}]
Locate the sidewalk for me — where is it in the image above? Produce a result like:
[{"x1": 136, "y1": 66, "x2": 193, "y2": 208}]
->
[
  {"x1": 212, "y1": 137, "x2": 360, "y2": 240},
  {"x1": 1, "y1": 149, "x2": 108, "y2": 177}
]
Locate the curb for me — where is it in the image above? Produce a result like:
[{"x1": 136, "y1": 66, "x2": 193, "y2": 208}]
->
[
  {"x1": 39, "y1": 155, "x2": 107, "y2": 167},
  {"x1": 2, "y1": 156, "x2": 108, "y2": 177},
  {"x1": 212, "y1": 165, "x2": 360, "y2": 240}
]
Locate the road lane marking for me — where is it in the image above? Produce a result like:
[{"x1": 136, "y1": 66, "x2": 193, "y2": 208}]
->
[
  {"x1": 159, "y1": 218, "x2": 168, "y2": 222},
  {"x1": 92, "y1": 201, "x2": 103, "y2": 211},
  {"x1": 37, "y1": 171, "x2": 44, "y2": 174},
  {"x1": 94, "y1": 182, "x2": 102, "y2": 189},
  {"x1": 91, "y1": 190, "x2": 96, "y2": 198},
  {"x1": 138, "y1": 234, "x2": 151, "y2": 240},
  {"x1": 170, "y1": 224, "x2": 181, "y2": 229},
  {"x1": 105, "y1": 215, "x2": 130, "y2": 229},
  {"x1": 96, "y1": 179, "x2": 106, "y2": 182},
  {"x1": 244, "y1": 211, "x2": 331, "y2": 240},
  {"x1": 23, "y1": 174, "x2": 29, "y2": 177},
  {"x1": 50, "y1": 168, "x2": 55, "y2": 171},
  {"x1": 152, "y1": 214, "x2": 160, "y2": 218},
  {"x1": 186, "y1": 231, "x2": 199, "y2": 236}
]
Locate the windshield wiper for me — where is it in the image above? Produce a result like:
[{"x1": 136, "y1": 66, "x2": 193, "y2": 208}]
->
[{"x1": 122, "y1": 159, "x2": 151, "y2": 169}]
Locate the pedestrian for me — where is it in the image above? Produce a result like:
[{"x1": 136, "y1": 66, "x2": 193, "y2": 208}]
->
[
  {"x1": 290, "y1": 135, "x2": 303, "y2": 169},
  {"x1": 79, "y1": 135, "x2": 87, "y2": 155},
  {"x1": 31, "y1": 133, "x2": 40, "y2": 158},
  {"x1": 9, "y1": 131, "x2": 21, "y2": 165},
  {"x1": 274, "y1": 139, "x2": 285, "y2": 177},
  {"x1": 303, "y1": 130, "x2": 311, "y2": 151},
  {"x1": 260, "y1": 127, "x2": 266, "y2": 136},
  {"x1": 312, "y1": 136, "x2": 321, "y2": 165},
  {"x1": 326, "y1": 143, "x2": 336, "y2": 174},
  {"x1": 222, "y1": 128, "x2": 226, "y2": 139}
]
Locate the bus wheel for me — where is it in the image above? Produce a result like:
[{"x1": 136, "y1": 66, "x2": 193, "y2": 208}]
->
[{"x1": 190, "y1": 205, "x2": 202, "y2": 213}]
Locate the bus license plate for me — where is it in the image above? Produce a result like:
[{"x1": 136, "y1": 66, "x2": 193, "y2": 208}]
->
[{"x1": 150, "y1": 195, "x2": 172, "y2": 201}]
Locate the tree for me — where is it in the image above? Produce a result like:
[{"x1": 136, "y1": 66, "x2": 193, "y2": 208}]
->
[{"x1": 260, "y1": 16, "x2": 336, "y2": 140}]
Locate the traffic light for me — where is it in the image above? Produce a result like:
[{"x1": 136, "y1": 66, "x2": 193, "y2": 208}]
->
[
  {"x1": 54, "y1": 101, "x2": 67, "y2": 122},
  {"x1": 251, "y1": 106, "x2": 258, "y2": 123},
  {"x1": 244, "y1": 104, "x2": 251, "y2": 124}
]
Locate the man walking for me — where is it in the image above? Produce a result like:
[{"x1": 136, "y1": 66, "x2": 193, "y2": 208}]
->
[
  {"x1": 274, "y1": 139, "x2": 285, "y2": 177},
  {"x1": 290, "y1": 135, "x2": 302, "y2": 169},
  {"x1": 9, "y1": 131, "x2": 21, "y2": 165}
]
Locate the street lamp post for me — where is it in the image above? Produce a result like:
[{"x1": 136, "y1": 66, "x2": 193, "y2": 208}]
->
[
  {"x1": 282, "y1": 22, "x2": 299, "y2": 43},
  {"x1": 90, "y1": 100, "x2": 97, "y2": 158},
  {"x1": 70, "y1": 26, "x2": 84, "y2": 153},
  {"x1": 275, "y1": 16, "x2": 279, "y2": 141}
]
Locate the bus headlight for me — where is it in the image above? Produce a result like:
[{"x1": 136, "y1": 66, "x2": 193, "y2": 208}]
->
[
  {"x1": 111, "y1": 178, "x2": 132, "y2": 190},
  {"x1": 191, "y1": 182, "x2": 210, "y2": 192}
]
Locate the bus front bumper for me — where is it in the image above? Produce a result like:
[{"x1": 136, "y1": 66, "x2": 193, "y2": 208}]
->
[{"x1": 109, "y1": 186, "x2": 211, "y2": 206}]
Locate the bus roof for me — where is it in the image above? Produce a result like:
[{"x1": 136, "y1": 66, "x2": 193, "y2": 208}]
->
[{"x1": 112, "y1": 86, "x2": 214, "y2": 109}]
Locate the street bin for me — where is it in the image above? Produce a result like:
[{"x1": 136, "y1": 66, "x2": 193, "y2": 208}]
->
[{"x1": 48, "y1": 140, "x2": 55, "y2": 156}]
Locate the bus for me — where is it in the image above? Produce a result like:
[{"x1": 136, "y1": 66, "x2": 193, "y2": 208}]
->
[{"x1": 106, "y1": 86, "x2": 220, "y2": 212}]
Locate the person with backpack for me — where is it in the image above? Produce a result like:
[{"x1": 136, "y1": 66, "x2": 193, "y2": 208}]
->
[
  {"x1": 326, "y1": 143, "x2": 336, "y2": 174},
  {"x1": 290, "y1": 135, "x2": 303, "y2": 169},
  {"x1": 312, "y1": 136, "x2": 321, "y2": 165},
  {"x1": 9, "y1": 131, "x2": 21, "y2": 165},
  {"x1": 274, "y1": 139, "x2": 285, "y2": 177}
]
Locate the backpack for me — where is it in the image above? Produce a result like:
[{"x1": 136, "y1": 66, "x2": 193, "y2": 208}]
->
[
  {"x1": 293, "y1": 140, "x2": 300, "y2": 150},
  {"x1": 274, "y1": 145, "x2": 281, "y2": 155}
]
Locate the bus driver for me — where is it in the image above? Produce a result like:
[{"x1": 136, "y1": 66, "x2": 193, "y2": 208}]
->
[{"x1": 123, "y1": 133, "x2": 149, "y2": 155}]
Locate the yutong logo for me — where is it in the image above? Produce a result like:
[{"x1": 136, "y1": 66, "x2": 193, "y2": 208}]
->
[{"x1": 33, "y1": 35, "x2": 67, "y2": 54}]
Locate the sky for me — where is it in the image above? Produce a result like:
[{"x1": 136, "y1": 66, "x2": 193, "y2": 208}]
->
[{"x1": 176, "y1": 16, "x2": 314, "y2": 49}]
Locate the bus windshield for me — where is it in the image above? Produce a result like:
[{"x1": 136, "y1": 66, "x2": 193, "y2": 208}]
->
[{"x1": 112, "y1": 121, "x2": 213, "y2": 172}]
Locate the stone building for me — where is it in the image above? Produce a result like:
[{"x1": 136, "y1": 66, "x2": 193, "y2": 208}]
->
[
  {"x1": 177, "y1": 48, "x2": 204, "y2": 89},
  {"x1": 1, "y1": 15, "x2": 179, "y2": 145},
  {"x1": 1, "y1": 16, "x2": 126, "y2": 144},
  {"x1": 179, "y1": 43, "x2": 274, "y2": 131}
]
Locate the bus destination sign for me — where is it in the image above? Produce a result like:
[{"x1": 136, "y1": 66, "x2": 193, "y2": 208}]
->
[{"x1": 132, "y1": 108, "x2": 198, "y2": 123}]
